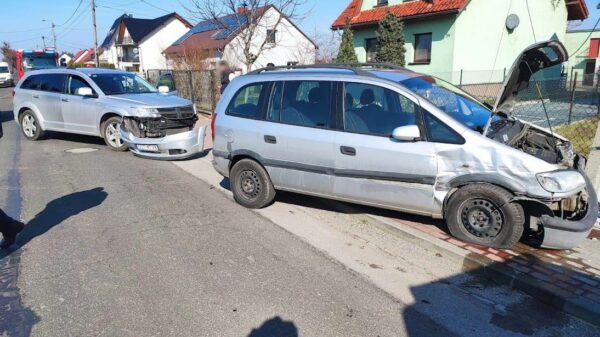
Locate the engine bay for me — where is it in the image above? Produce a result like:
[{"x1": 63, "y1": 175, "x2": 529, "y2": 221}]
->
[
  {"x1": 121, "y1": 107, "x2": 198, "y2": 139},
  {"x1": 487, "y1": 117, "x2": 576, "y2": 168}
]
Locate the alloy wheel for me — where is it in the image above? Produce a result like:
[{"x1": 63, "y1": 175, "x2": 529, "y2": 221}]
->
[{"x1": 22, "y1": 115, "x2": 36, "y2": 138}]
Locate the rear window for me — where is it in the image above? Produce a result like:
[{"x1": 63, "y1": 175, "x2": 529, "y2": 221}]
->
[
  {"x1": 227, "y1": 83, "x2": 270, "y2": 118},
  {"x1": 20, "y1": 75, "x2": 43, "y2": 90},
  {"x1": 39, "y1": 74, "x2": 65, "y2": 93}
]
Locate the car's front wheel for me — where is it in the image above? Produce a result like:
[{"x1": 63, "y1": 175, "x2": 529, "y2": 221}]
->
[
  {"x1": 19, "y1": 110, "x2": 45, "y2": 141},
  {"x1": 230, "y1": 159, "x2": 276, "y2": 209},
  {"x1": 101, "y1": 116, "x2": 128, "y2": 152},
  {"x1": 446, "y1": 183, "x2": 524, "y2": 248}
]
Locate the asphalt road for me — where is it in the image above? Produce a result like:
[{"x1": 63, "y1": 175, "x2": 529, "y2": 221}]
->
[
  {"x1": 1, "y1": 87, "x2": 598, "y2": 337},
  {"x1": 0, "y1": 88, "x2": 455, "y2": 337}
]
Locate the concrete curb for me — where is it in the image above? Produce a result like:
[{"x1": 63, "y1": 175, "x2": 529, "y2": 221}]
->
[{"x1": 364, "y1": 213, "x2": 600, "y2": 327}]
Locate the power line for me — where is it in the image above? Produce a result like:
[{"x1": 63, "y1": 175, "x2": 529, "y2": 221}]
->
[
  {"x1": 140, "y1": 0, "x2": 169, "y2": 13},
  {"x1": 59, "y1": 0, "x2": 85, "y2": 26}
]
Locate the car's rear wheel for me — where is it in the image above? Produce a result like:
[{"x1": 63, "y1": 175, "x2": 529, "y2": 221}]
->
[
  {"x1": 19, "y1": 110, "x2": 44, "y2": 141},
  {"x1": 446, "y1": 184, "x2": 524, "y2": 248},
  {"x1": 101, "y1": 116, "x2": 128, "y2": 152},
  {"x1": 230, "y1": 159, "x2": 275, "y2": 209}
]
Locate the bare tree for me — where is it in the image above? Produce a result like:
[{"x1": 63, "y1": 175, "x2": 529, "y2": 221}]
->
[
  {"x1": 312, "y1": 30, "x2": 340, "y2": 64},
  {"x1": 183, "y1": 0, "x2": 306, "y2": 72},
  {"x1": 1, "y1": 42, "x2": 17, "y2": 69}
]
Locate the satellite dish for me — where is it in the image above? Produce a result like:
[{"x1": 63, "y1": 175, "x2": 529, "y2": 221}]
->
[{"x1": 506, "y1": 14, "x2": 520, "y2": 31}]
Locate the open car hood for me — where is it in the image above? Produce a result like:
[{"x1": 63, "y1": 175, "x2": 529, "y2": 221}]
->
[{"x1": 493, "y1": 40, "x2": 568, "y2": 115}]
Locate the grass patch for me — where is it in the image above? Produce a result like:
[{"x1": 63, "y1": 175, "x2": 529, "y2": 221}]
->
[{"x1": 555, "y1": 117, "x2": 599, "y2": 157}]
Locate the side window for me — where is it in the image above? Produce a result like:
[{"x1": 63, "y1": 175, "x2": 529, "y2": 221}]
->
[
  {"x1": 274, "y1": 81, "x2": 333, "y2": 128},
  {"x1": 267, "y1": 82, "x2": 282, "y2": 122},
  {"x1": 344, "y1": 82, "x2": 418, "y2": 136},
  {"x1": 66, "y1": 75, "x2": 93, "y2": 95},
  {"x1": 157, "y1": 74, "x2": 175, "y2": 91},
  {"x1": 227, "y1": 82, "x2": 269, "y2": 118},
  {"x1": 39, "y1": 74, "x2": 65, "y2": 93},
  {"x1": 20, "y1": 75, "x2": 42, "y2": 90},
  {"x1": 423, "y1": 112, "x2": 464, "y2": 144}
]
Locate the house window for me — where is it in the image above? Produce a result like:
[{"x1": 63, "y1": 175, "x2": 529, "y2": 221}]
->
[
  {"x1": 376, "y1": 0, "x2": 388, "y2": 6},
  {"x1": 267, "y1": 29, "x2": 277, "y2": 44},
  {"x1": 414, "y1": 33, "x2": 432, "y2": 64},
  {"x1": 365, "y1": 38, "x2": 378, "y2": 63}
]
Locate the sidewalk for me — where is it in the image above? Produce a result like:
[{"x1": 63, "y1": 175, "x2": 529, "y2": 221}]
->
[{"x1": 192, "y1": 113, "x2": 600, "y2": 326}]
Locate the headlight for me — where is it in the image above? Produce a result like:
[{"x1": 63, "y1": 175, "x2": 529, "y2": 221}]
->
[
  {"x1": 131, "y1": 107, "x2": 160, "y2": 118},
  {"x1": 536, "y1": 170, "x2": 586, "y2": 193}
]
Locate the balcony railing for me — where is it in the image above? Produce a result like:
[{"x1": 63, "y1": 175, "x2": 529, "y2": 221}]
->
[{"x1": 119, "y1": 55, "x2": 140, "y2": 63}]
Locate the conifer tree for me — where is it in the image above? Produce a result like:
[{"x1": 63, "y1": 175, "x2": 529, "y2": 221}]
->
[
  {"x1": 336, "y1": 18, "x2": 358, "y2": 63},
  {"x1": 375, "y1": 12, "x2": 406, "y2": 66}
]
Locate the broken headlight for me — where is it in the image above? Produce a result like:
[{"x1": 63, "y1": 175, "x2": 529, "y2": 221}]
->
[
  {"x1": 131, "y1": 107, "x2": 160, "y2": 118},
  {"x1": 536, "y1": 170, "x2": 586, "y2": 194}
]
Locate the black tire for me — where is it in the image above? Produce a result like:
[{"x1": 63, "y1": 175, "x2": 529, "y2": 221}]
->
[
  {"x1": 101, "y1": 116, "x2": 128, "y2": 152},
  {"x1": 19, "y1": 110, "x2": 45, "y2": 141},
  {"x1": 230, "y1": 159, "x2": 276, "y2": 209},
  {"x1": 445, "y1": 184, "x2": 524, "y2": 248}
]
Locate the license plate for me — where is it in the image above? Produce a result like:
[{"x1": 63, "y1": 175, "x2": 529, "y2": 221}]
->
[{"x1": 137, "y1": 144, "x2": 160, "y2": 152}]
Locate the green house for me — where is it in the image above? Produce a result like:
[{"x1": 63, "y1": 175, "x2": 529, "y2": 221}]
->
[
  {"x1": 564, "y1": 28, "x2": 600, "y2": 86},
  {"x1": 331, "y1": 0, "x2": 589, "y2": 85}
]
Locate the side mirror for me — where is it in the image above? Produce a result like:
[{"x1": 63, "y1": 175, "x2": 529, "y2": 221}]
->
[
  {"x1": 158, "y1": 85, "x2": 170, "y2": 94},
  {"x1": 77, "y1": 87, "x2": 94, "y2": 97},
  {"x1": 392, "y1": 125, "x2": 421, "y2": 142}
]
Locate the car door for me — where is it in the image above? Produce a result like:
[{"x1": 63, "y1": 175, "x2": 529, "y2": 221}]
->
[
  {"x1": 333, "y1": 81, "x2": 438, "y2": 215},
  {"x1": 255, "y1": 80, "x2": 337, "y2": 197},
  {"x1": 35, "y1": 73, "x2": 66, "y2": 131},
  {"x1": 60, "y1": 74, "x2": 100, "y2": 135}
]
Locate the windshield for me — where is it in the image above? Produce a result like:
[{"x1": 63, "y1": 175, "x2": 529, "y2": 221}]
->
[
  {"x1": 0, "y1": 66, "x2": 9, "y2": 73},
  {"x1": 401, "y1": 76, "x2": 492, "y2": 132},
  {"x1": 89, "y1": 73, "x2": 157, "y2": 95},
  {"x1": 23, "y1": 57, "x2": 56, "y2": 70}
]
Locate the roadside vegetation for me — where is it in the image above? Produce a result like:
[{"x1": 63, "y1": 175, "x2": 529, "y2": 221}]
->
[{"x1": 555, "y1": 117, "x2": 599, "y2": 156}]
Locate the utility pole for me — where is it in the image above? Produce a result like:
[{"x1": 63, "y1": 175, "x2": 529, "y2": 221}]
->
[
  {"x1": 91, "y1": 0, "x2": 100, "y2": 67},
  {"x1": 51, "y1": 21, "x2": 57, "y2": 51},
  {"x1": 42, "y1": 19, "x2": 57, "y2": 51}
]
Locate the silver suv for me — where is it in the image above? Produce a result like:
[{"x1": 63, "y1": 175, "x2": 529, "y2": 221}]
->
[
  {"x1": 13, "y1": 68, "x2": 205, "y2": 159},
  {"x1": 212, "y1": 41, "x2": 598, "y2": 250}
]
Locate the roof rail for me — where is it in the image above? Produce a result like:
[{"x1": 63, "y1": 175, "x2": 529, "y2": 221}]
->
[{"x1": 246, "y1": 63, "x2": 407, "y2": 76}]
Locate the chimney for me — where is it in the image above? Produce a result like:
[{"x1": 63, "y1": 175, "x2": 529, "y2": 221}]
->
[{"x1": 238, "y1": 2, "x2": 248, "y2": 14}]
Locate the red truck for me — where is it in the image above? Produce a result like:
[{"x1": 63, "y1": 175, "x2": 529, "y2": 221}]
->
[{"x1": 15, "y1": 49, "x2": 58, "y2": 80}]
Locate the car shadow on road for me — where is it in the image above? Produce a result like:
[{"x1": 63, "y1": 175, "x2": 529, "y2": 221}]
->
[
  {"x1": 402, "y1": 252, "x2": 600, "y2": 336},
  {"x1": 247, "y1": 316, "x2": 298, "y2": 337},
  {"x1": 1, "y1": 187, "x2": 108, "y2": 255},
  {"x1": 43, "y1": 131, "x2": 106, "y2": 147}
]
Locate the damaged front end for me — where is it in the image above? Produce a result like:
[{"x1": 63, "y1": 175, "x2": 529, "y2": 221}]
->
[{"x1": 120, "y1": 106, "x2": 206, "y2": 160}]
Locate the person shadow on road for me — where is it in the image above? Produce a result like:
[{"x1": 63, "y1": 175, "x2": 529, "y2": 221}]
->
[
  {"x1": 247, "y1": 316, "x2": 298, "y2": 337},
  {"x1": 2, "y1": 187, "x2": 108, "y2": 255}
]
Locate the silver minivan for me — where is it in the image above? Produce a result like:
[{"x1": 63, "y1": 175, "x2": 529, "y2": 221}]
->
[
  {"x1": 13, "y1": 68, "x2": 205, "y2": 160},
  {"x1": 212, "y1": 41, "x2": 598, "y2": 250}
]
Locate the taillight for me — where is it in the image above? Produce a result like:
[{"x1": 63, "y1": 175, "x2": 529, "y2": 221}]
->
[
  {"x1": 210, "y1": 112, "x2": 217, "y2": 142},
  {"x1": 11, "y1": 90, "x2": 15, "y2": 97}
]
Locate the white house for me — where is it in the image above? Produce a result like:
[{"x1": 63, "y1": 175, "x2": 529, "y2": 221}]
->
[
  {"x1": 59, "y1": 53, "x2": 72, "y2": 66},
  {"x1": 164, "y1": 6, "x2": 317, "y2": 73},
  {"x1": 99, "y1": 12, "x2": 192, "y2": 73}
]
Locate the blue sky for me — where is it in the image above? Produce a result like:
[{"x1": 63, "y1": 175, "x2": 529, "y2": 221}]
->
[{"x1": 0, "y1": 0, "x2": 598, "y2": 53}]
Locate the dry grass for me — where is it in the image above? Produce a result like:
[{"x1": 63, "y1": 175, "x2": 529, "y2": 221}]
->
[{"x1": 555, "y1": 117, "x2": 600, "y2": 156}]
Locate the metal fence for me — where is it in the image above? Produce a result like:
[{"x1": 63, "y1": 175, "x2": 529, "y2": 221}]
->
[
  {"x1": 146, "y1": 69, "x2": 218, "y2": 114},
  {"x1": 449, "y1": 70, "x2": 600, "y2": 157},
  {"x1": 146, "y1": 67, "x2": 599, "y2": 157}
]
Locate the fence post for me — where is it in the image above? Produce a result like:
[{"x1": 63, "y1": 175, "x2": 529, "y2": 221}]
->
[
  {"x1": 459, "y1": 69, "x2": 463, "y2": 88},
  {"x1": 210, "y1": 70, "x2": 217, "y2": 113},
  {"x1": 188, "y1": 71, "x2": 195, "y2": 104},
  {"x1": 503, "y1": 67, "x2": 506, "y2": 81},
  {"x1": 568, "y1": 72, "x2": 577, "y2": 124}
]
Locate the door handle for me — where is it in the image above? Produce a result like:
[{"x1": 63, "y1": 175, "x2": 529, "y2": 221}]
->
[
  {"x1": 340, "y1": 146, "x2": 356, "y2": 156},
  {"x1": 61, "y1": 98, "x2": 69, "y2": 102},
  {"x1": 32, "y1": 95, "x2": 40, "y2": 99},
  {"x1": 264, "y1": 135, "x2": 277, "y2": 144}
]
